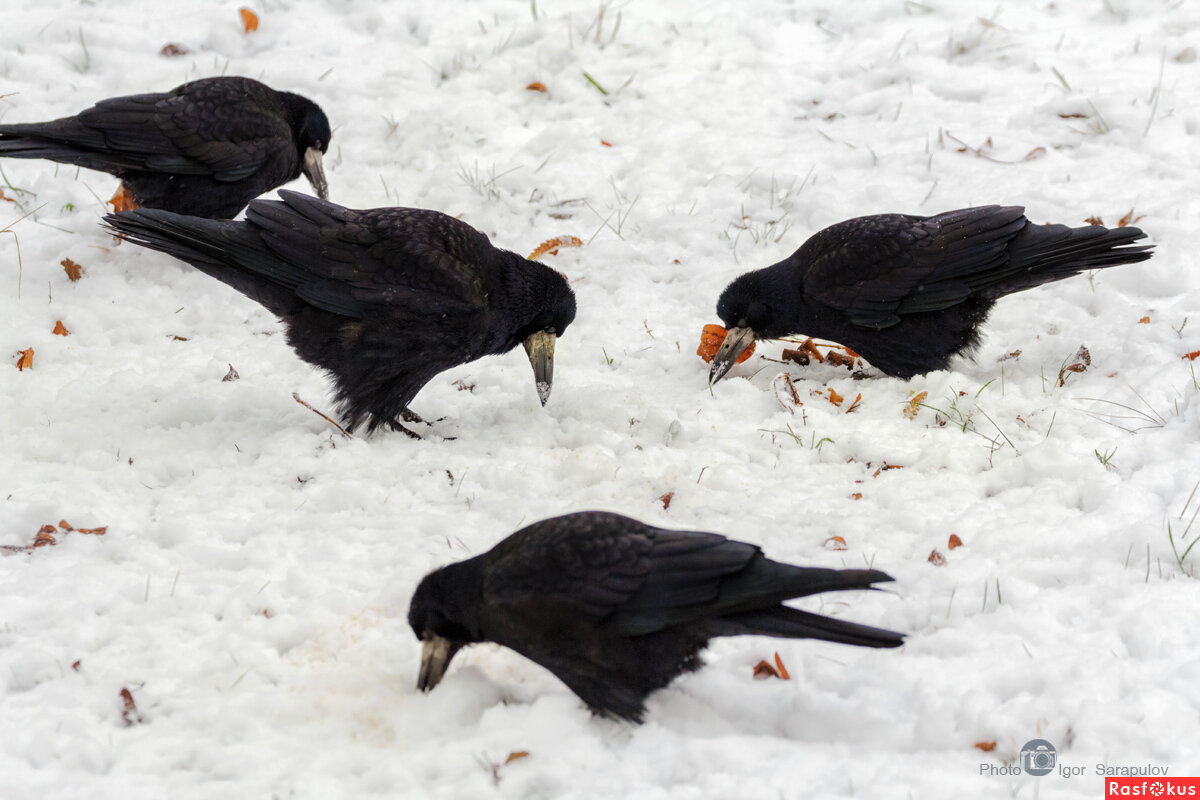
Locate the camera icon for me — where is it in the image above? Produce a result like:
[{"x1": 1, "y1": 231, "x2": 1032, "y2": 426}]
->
[{"x1": 1020, "y1": 739, "x2": 1057, "y2": 776}]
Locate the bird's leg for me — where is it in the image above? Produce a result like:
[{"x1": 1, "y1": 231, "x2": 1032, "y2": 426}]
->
[{"x1": 399, "y1": 407, "x2": 428, "y2": 425}]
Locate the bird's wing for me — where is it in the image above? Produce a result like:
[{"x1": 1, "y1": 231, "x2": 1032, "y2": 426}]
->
[
  {"x1": 800, "y1": 205, "x2": 1028, "y2": 328},
  {"x1": 482, "y1": 512, "x2": 760, "y2": 634},
  {"x1": 244, "y1": 191, "x2": 490, "y2": 321},
  {"x1": 74, "y1": 79, "x2": 291, "y2": 181}
]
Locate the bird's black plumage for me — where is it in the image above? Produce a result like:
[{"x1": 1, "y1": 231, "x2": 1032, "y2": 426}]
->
[
  {"x1": 409, "y1": 511, "x2": 903, "y2": 722},
  {"x1": 104, "y1": 191, "x2": 577, "y2": 434},
  {"x1": 0, "y1": 77, "x2": 331, "y2": 218},
  {"x1": 709, "y1": 206, "x2": 1154, "y2": 382}
]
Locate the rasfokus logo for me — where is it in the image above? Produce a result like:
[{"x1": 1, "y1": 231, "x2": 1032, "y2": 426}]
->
[{"x1": 1105, "y1": 777, "x2": 1200, "y2": 797}]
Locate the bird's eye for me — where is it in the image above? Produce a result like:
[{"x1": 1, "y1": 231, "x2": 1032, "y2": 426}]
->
[{"x1": 544, "y1": 326, "x2": 556, "y2": 335}]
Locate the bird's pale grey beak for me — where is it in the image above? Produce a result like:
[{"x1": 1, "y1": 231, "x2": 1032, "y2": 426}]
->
[
  {"x1": 522, "y1": 330, "x2": 556, "y2": 406},
  {"x1": 708, "y1": 326, "x2": 757, "y2": 386},
  {"x1": 302, "y1": 147, "x2": 329, "y2": 201},
  {"x1": 417, "y1": 635, "x2": 461, "y2": 693}
]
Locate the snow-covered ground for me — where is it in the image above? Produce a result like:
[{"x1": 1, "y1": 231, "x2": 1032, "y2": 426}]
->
[{"x1": 2, "y1": 1, "x2": 1199, "y2": 797}]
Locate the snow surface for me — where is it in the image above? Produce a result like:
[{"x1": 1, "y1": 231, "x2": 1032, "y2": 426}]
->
[{"x1": 2, "y1": 1, "x2": 1199, "y2": 798}]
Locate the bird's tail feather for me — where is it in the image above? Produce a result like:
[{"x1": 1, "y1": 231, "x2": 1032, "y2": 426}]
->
[
  {"x1": 716, "y1": 606, "x2": 905, "y2": 648},
  {"x1": 103, "y1": 209, "x2": 301, "y2": 316},
  {"x1": 991, "y1": 223, "x2": 1153, "y2": 296},
  {"x1": 0, "y1": 121, "x2": 141, "y2": 172}
]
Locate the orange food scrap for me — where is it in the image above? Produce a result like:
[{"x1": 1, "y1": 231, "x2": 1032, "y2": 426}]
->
[
  {"x1": 526, "y1": 82, "x2": 547, "y2": 92},
  {"x1": 52, "y1": 320, "x2": 70, "y2": 336},
  {"x1": 62, "y1": 258, "x2": 84, "y2": 281},
  {"x1": 527, "y1": 235, "x2": 582, "y2": 261},
  {"x1": 752, "y1": 655, "x2": 789, "y2": 680},
  {"x1": 696, "y1": 324, "x2": 754, "y2": 364},
  {"x1": 948, "y1": 534, "x2": 964, "y2": 550},
  {"x1": 659, "y1": 491, "x2": 675, "y2": 510},
  {"x1": 34, "y1": 525, "x2": 57, "y2": 548},
  {"x1": 904, "y1": 391, "x2": 927, "y2": 420},
  {"x1": 1138, "y1": 316, "x2": 1150, "y2": 324},
  {"x1": 1183, "y1": 350, "x2": 1200, "y2": 361},
  {"x1": 15, "y1": 348, "x2": 33, "y2": 371},
  {"x1": 975, "y1": 741, "x2": 997, "y2": 752},
  {"x1": 928, "y1": 549, "x2": 946, "y2": 566},
  {"x1": 108, "y1": 184, "x2": 139, "y2": 213},
  {"x1": 1117, "y1": 209, "x2": 1143, "y2": 228},
  {"x1": 504, "y1": 751, "x2": 530, "y2": 764},
  {"x1": 239, "y1": 7, "x2": 259, "y2": 32},
  {"x1": 826, "y1": 535, "x2": 849, "y2": 549},
  {"x1": 773, "y1": 652, "x2": 791, "y2": 680},
  {"x1": 827, "y1": 388, "x2": 844, "y2": 406}
]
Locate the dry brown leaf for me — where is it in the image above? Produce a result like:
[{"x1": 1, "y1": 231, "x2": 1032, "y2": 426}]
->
[
  {"x1": 1138, "y1": 316, "x2": 1151, "y2": 324},
  {"x1": 975, "y1": 741, "x2": 997, "y2": 752},
  {"x1": 827, "y1": 388, "x2": 844, "y2": 406},
  {"x1": 1058, "y1": 345, "x2": 1091, "y2": 386},
  {"x1": 903, "y1": 391, "x2": 927, "y2": 420},
  {"x1": 659, "y1": 491, "x2": 674, "y2": 510},
  {"x1": 845, "y1": 393, "x2": 862, "y2": 413},
  {"x1": 120, "y1": 687, "x2": 142, "y2": 726},
  {"x1": 1084, "y1": 216, "x2": 1104, "y2": 226},
  {"x1": 160, "y1": 43, "x2": 191, "y2": 57},
  {"x1": 1023, "y1": 146, "x2": 1046, "y2": 160},
  {"x1": 527, "y1": 235, "x2": 582, "y2": 261},
  {"x1": 948, "y1": 534, "x2": 964, "y2": 550},
  {"x1": 525, "y1": 82, "x2": 547, "y2": 93},
  {"x1": 62, "y1": 258, "x2": 84, "y2": 281},
  {"x1": 15, "y1": 348, "x2": 33, "y2": 371},
  {"x1": 928, "y1": 549, "x2": 946, "y2": 566},
  {"x1": 826, "y1": 535, "x2": 849, "y2": 549},
  {"x1": 848, "y1": 493, "x2": 862, "y2": 501},
  {"x1": 600, "y1": 139, "x2": 612, "y2": 147},
  {"x1": 239, "y1": 7, "x2": 259, "y2": 32},
  {"x1": 504, "y1": 751, "x2": 530, "y2": 764},
  {"x1": 52, "y1": 320, "x2": 70, "y2": 336},
  {"x1": 1182, "y1": 350, "x2": 1200, "y2": 361},
  {"x1": 75, "y1": 526, "x2": 107, "y2": 536},
  {"x1": 222, "y1": 364, "x2": 240, "y2": 382}
]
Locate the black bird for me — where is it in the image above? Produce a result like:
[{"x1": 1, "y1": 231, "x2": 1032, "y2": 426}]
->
[
  {"x1": 0, "y1": 76, "x2": 330, "y2": 219},
  {"x1": 409, "y1": 511, "x2": 903, "y2": 722},
  {"x1": 104, "y1": 191, "x2": 576, "y2": 434},
  {"x1": 709, "y1": 205, "x2": 1153, "y2": 383}
]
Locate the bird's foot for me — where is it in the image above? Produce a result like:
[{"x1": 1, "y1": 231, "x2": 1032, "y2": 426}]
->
[
  {"x1": 388, "y1": 419, "x2": 423, "y2": 439},
  {"x1": 400, "y1": 408, "x2": 447, "y2": 425}
]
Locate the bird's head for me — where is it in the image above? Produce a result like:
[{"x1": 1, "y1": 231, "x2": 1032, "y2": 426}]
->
[
  {"x1": 517, "y1": 270, "x2": 577, "y2": 407},
  {"x1": 408, "y1": 565, "x2": 485, "y2": 693},
  {"x1": 281, "y1": 92, "x2": 332, "y2": 202},
  {"x1": 710, "y1": 272, "x2": 778, "y2": 386}
]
